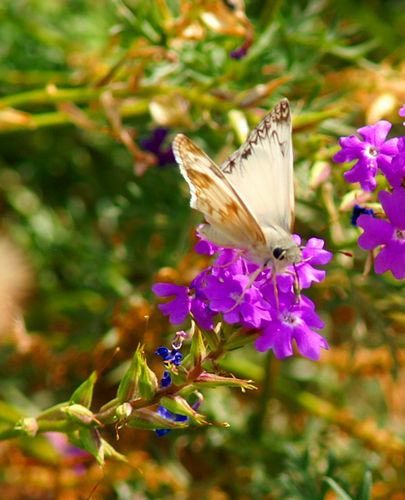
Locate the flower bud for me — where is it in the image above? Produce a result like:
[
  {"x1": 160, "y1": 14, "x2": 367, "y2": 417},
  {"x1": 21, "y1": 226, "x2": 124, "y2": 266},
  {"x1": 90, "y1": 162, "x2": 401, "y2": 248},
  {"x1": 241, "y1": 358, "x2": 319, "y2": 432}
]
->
[
  {"x1": 70, "y1": 371, "x2": 97, "y2": 408},
  {"x1": 117, "y1": 345, "x2": 158, "y2": 402},
  {"x1": 116, "y1": 402, "x2": 133, "y2": 420},
  {"x1": 190, "y1": 326, "x2": 206, "y2": 366},
  {"x1": 63, "y1": 404, "x2": 96, "y2": 426},
  {"x1": 16, "y1": 417, "x2": 38, "y2": 437},
  {"x1": 160, "y1": 396, "x2": 207, "y2": 424}
]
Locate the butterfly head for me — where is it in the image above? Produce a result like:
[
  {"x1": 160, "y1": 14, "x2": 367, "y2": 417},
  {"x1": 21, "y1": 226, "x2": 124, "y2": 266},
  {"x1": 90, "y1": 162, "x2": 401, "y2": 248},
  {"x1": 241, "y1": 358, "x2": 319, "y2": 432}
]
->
[{"x1": 269, "y1": 237, "x2": 302, "y2": 273}]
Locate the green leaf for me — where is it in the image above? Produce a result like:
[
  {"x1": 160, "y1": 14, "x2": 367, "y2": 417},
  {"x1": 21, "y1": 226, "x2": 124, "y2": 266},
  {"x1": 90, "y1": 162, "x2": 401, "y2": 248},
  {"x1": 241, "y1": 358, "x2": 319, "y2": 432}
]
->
[
  {"x1": 70, "y1": 371, "x2": 97, "y2": 408},
  {"x1": 77, "y1": 428, "x2": 104, "y2": 466},
  {"x1": 37, "y1": 402, "x2": 70, "y2": 422},
  {"x1": 355, "y1": 470, "x2": 373, "y2": 500},
  {"x1": 323, "y1": 477, "x2": 353, "y2": 500},
  {"x1": 224, "y1": 328, "x2": 258, "y2": 351},
  {"x1": 62, "y1": 404, "x2": 97, "y2": 427},
  {"x1": 201, "y1": 328, "x2": 220, "y2": 352},
  {"x1": 0, "y1": 401, "x2": 24, "y2": 424},
  {"x1": 190, "y1": 326, "x2": 206, "y2": 366}
]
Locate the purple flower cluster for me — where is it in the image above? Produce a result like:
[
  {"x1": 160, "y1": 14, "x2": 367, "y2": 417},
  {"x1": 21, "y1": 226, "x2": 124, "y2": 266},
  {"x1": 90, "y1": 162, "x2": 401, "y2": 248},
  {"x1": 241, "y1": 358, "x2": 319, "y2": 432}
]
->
[
  {"x1": 333, "y1": 121, "x2": 398, "y2": 191},
  {"x1": 153, "y1": 235, "x2": 332, "y2": 361},
  {"x1": 334, "y1": 106, "x2": 405, "y2": 279}
]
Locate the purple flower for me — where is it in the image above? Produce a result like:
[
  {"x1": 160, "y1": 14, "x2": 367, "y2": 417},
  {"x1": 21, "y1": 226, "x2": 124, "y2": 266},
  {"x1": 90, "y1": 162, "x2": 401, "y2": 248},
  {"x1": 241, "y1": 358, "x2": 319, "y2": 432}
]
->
[
  {"x1": 296, "y1": 237, "x2": 333, "y2": 289},
  {"x1": 152, "y1": 283, "x2": 190, "y2": 324},
  {"x1": 255, "y1": 294, "x2": 328, "y2": 360},
  {"x1": 153, "y1": 233, "x2": 331, "y2": 360},
  {"x1": 190, "y1": 297, "x2": 216, "y2": 330},
  {"x1": 141, "y1": 128, "x2": 176, "y2": 167},
  {"x1": 334, "y1": 121, "x2": 398, "y2": 191},
  {"x1": 357, "y1": 187, "x2": 405, "y2": 279},
  {"x1": 382, "y1": 137, "x2": 405, "y2": 188},
  {"x1": 194, "y1": 235, "x2": 219, "y2": 255},
  {"x1": 272, "y1": 237, "x2": 332, "y2": 294},
  {"x1": 351, "y1": 205, "x2": 375, "y2": 226}
]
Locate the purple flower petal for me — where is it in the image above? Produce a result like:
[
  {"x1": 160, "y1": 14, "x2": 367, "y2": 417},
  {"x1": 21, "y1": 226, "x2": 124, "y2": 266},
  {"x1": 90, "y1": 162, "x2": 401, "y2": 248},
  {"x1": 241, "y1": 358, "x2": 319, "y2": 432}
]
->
[
  {"x1": 191, "y1": 298, "x2": 215, "y2": 330},
  {"x1": 383, "y1": 137, "x2": 405, "y2": 188},
  {"x1": 153, "y1": 283, "x2": 191, "y2": 324},
  {"x1": 379, "y1": 137, "x2": 399, "y2": 157},
  {"x1": 374, "y1": 245, "x2": 395, "y2": 275},
  {"x1": 358, "y1": 121, "x2": 391, "y2": 146},
  {"x1": 255, "y1": 295, "x2": 328, "y2": 360},
  {"x1": 390, "y1": 245, "x2": 405, "y2": 279},
  {"x1": 255, "y1": 319, "x2": 294, "y2": 357},
  {"x1": 379, "y1": 188, "x2": 405, "y2": 230},
  {"x1": 333, "y1": 136, "x2": 364, "y2": 163},
  {"x1": 152, "y1": 283, "x2": 187, "y2": 297},
  {"x1": 343, "y1": 159, "x2": 377, "y2": 191},
  {"x1": 357, "y1": 215, "x2": 394, "y2": 249},
  {"x1": 293, "y1": 323, "x2": 329, "y2": 361}
]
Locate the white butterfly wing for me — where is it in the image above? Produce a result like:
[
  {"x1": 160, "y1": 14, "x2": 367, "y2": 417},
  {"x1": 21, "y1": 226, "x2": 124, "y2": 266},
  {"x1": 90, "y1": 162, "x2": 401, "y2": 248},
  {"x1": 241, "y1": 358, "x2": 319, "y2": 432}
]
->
[
  {"x1": 173, "y1": 134, "x2": 266, "y2": 249},
  {"x1": 220, "y1": 99, "x2": 294, "y2": 233}
]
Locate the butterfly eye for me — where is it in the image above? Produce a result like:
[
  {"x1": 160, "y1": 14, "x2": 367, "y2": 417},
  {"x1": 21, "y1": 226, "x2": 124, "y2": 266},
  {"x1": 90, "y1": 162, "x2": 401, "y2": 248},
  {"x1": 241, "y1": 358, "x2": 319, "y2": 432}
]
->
[{"x1": 273, "y1": 247, "x2": 286, "y2": 260}]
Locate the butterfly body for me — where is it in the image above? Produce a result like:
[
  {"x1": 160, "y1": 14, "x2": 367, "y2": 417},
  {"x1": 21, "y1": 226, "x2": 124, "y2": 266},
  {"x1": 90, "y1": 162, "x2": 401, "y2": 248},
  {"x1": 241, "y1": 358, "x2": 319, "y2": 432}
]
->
[{"x1": 173, "y1": 99, "x2": 301, "y2": 272}]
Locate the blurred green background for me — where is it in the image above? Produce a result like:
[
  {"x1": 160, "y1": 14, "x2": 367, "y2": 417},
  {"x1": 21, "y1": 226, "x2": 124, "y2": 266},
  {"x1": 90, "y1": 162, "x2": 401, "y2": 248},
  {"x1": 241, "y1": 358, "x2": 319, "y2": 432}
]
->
[{"x1": 0, "y1": 0, "x2": 404, "y2": 498}]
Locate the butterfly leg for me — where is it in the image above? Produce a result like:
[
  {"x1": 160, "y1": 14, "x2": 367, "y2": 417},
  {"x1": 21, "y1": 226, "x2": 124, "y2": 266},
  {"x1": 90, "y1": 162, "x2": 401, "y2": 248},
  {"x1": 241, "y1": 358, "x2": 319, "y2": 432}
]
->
[
  {"x1": 292, "y1": 264, "x2": 301, "y2": 303},
  {"x1": 223, "y1": 265, "x2": 265, "y2": 314},
  {"x1": 271, "y1": 263, "x2": 280, "y2": 312}
]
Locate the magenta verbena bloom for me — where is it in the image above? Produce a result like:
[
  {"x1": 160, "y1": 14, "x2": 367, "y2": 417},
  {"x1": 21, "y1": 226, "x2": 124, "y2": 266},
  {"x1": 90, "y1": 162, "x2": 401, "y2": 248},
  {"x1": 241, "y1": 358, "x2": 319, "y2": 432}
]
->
[
  {"x1": 357, "y1": 187, "x2": 405, "y2": 279},
  {"x1": 153, "y1": 234, "x2": 332, "y2": 360},
  {"x1": 255, "y1": 294, "x2": 328, "y2": 361},
  {"x1": 333, "y1": 121, "x2": 399, "y2": 191}
]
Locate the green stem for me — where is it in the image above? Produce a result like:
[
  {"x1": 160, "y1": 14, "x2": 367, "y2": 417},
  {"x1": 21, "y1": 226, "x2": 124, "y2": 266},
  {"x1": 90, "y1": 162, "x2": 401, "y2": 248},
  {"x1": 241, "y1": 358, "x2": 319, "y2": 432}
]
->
[
  {"x1": 249, "y1": 351, "x2": 277, "y2": 438},
  {"x1": 0, "y1": 99, "x2": 150, "y2": 134},
  {"x1": 0, "y1": 87, "x2": 107, "y2": 109}
]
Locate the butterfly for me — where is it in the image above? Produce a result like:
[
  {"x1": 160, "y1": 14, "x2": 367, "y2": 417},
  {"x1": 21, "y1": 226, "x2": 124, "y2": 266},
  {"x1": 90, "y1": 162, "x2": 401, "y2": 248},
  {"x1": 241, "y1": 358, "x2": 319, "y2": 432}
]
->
[{"x1": 172, "y1": 98, "x2": 301, "y2": 274}]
